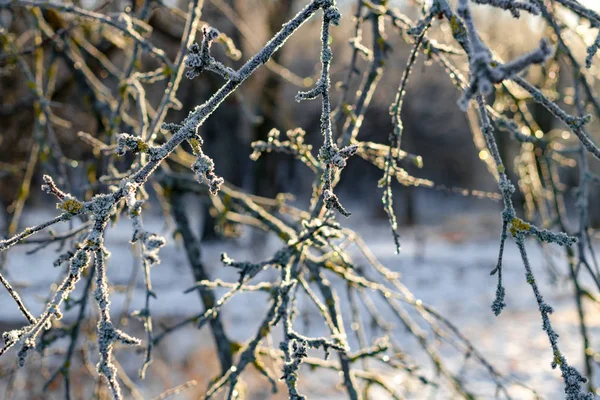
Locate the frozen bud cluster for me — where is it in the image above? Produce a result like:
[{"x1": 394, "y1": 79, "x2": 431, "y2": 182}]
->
[
  {"x1": 323, "y1": 189, "x2": 350, "y2": 217},
  {"x1": 69, "y1": 249, "x2": 90, "y2": 273},
  {"x1": 84, "y1": 194, "x2": 116, "y2": 220},
  {"x1": 324, "y1": 6, "x2": 341, "y2": 25},
  {"x1": 281, "y1": 339, "x2": 309, "y2": 400},
  {"x1": 220, "y1": 253, "x2": 264, "y2": 281},
  {"x1": 140, "y1": 233, "x2": 166, "y2": 265},
  {"x1": 2, "y1": 329, "x2": 21, "y2": 346},
  {"x1": 41, "y1": 174, "x2": 66, "y2": 200},
  {"x1": 491, "y1": 284, "x2": 506, "y2": 316},
  {"x1": 319, "y1": 144, "x2": 358, "y2": 168},
  {"x1": 192, "y1": 153, "x2": 223, "y2": 195},
  {"x1": 185, "y1": 25, "x2": 240, "y2": 81},
  {"x1": 115, "y1": 133, "x2": 149, "y2": 156},
  {"x1": 560, "y1": 365, "x2": 594, "y2": 400}
]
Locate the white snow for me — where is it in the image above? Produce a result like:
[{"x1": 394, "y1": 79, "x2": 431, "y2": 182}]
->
[{"x1": 0, "y1": 209, "x2": 598, "y2": 399}]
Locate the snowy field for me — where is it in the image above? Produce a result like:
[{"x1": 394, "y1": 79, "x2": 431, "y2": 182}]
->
[{"x1": 1, "y1": 209, "x2": 598, "y2": 399}]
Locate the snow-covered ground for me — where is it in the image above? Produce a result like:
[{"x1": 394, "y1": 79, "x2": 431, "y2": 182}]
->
[{"x1": 1, "y1": 209, "x2": 598, "y2": 399}]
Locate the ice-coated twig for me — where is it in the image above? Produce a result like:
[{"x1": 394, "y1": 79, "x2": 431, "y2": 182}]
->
[
  {"x1": 456, "y1": 0, "x2": 552, "y2": 111},
  {"x1": 191, "y1": 149, "x2": 225, "y2": 196},
  {"x1": 0, "y1": 213, "x2": 72, "y2": 252},
  {"x1": 297, "y1": 2, "x2": 358, "y2": 217},
  {"x1": 185, "y1": 25, "x2": 241, "y2": 81},
  {"x1": 513, "y1": 76, "x2": 600, "y2": 161},
  {"x1": 471, "y1": 0, "x2": 540, "y2": 18},
  {"x1": 251, "y1": 128, "x2": 320, "y2": 172},
  {"x1": 121, "y1": 182, "x2": 164, "y2": 379},
  {"x1": 94, "y1": 247, "x2": 141, "y2": 400},
  {"x1": 585, "y1": 32, "x2": 600, "y2": 69},
  {"x1": 474, "y1": 95, "x2": 591, "y2": 398},
  {"x1": 514, "y1": 235, "x2": 593, "y2": 400},
  {"x1": 553, "y1": 0, "x2": 600, "y2": 26},
  {"x1": 0, "y1": 271, "x2": 36, "y2": 324},
  {"x1": 3, "y1": 0, "x2": 600, "y2": 398},
  {"x1": 380, "y1": 13, "x2": 430, "y2": 253},
  {"x1": 0, "y1": 0, "x2": 172, "y2": 67},
  {"x1": 280, "y1": 339, "x2": 308, "y2": 400},
  {"x1": 151, "y1": 380, "x2": 198, "y2": 400}
]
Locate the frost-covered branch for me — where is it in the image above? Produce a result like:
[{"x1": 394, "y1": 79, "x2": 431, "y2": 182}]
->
[{"x1": 2, "y1": 0, "x2": 600, "y2": 398}]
